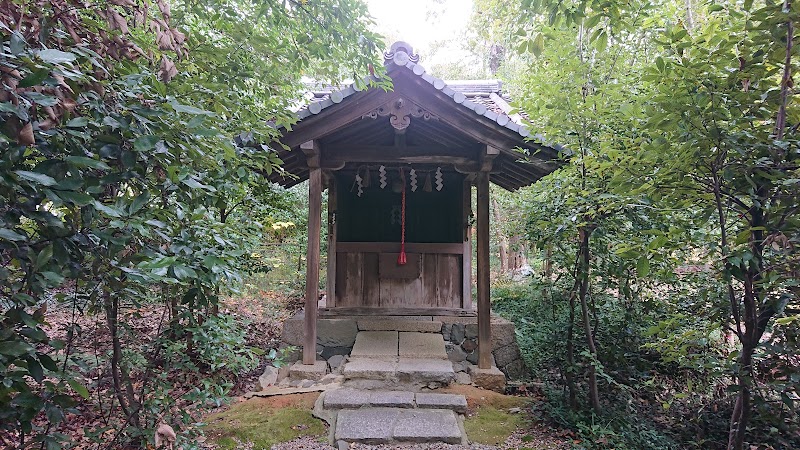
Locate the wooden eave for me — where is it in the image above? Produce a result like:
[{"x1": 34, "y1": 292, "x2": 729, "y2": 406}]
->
[{"x1": 267, "y1": 52, "x2": 565, "y2": 191}]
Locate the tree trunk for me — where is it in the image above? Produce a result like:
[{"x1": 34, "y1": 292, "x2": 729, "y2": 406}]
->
[
  {"x1": 577, "y1": 225, "x2": 601, "y2": 413},
  {"x1": 492, "y1": 198, "x2": 509, "y2": 273},
  {"x1": 507, "y1": 235, "x2": 527, "y2": 272},
  {"x1": 104, "y1": 291, "x2": 140, "y2": 430}
]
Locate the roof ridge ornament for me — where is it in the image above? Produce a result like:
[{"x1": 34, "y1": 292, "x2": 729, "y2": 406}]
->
[
  {"x1": 384, "y1": 41, "x2": 419, "y2": 65},
  {"x1": 362, "y1": 97, "x2": 438, "y2": 134}
]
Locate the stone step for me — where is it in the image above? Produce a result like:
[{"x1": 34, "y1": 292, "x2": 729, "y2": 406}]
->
[
  {"x1": 342, "y1": 358, "x2": 455, "y2": 385},
  {"x1": 324, "y1": 388, "x2": 467, "y2": 413},
  {"x1": 358, "y1": 319, "x2": 443, "y2": 333},
  {"x1": 335, "y1": 407, "x2": 463, "y2": 444}
]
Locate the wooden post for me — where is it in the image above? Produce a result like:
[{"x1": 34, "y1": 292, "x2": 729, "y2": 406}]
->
[
  {"x1": 326, "y1": 177, "x2": 337, "y2": 308},
  {"x1": 476, "y1": 171, "x2": 491, "y2": 369},
  {"x1": 302, "y1": 141, "x2": 322, "y2": 365}
]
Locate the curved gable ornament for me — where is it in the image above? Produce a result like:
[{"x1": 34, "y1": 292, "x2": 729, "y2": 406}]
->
[{"x1": 362, "y1": 97, "x2": 438, "y2": 134}]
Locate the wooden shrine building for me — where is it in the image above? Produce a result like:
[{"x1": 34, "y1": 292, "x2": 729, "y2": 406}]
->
[{"x1": 268, "y1": 42, "x2": 563, "y2": 370}]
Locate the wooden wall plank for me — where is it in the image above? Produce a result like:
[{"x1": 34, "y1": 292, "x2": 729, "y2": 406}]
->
[{"x1": 362, "y1": 252, "x2": 380, "y2": 307}]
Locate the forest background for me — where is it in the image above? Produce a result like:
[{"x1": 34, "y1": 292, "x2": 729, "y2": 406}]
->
[{"x1": 0, "y1": 0, "x2": 797, "y2": 449}]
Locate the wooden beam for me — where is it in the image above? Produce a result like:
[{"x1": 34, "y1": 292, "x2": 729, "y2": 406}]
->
[
  {"x1": 336, "y1": 242, "x2": 464, "y2": 254},
  {"x1": 319, "y1": 307, "x2": 477, "y2": 317},
  {"x1": 303, "y1": 167, "x2": 322, "y2": 364},
  {"x1": 326, "y1": 178, "x2": 337, "y2": 308},
  {"x1": 476, "y1": 171, "x2": 492, "y2": 369},
  {"x1": 321, "y1": 144, "x2": 479, "y2": 168},
  {"x1": 480, "y1": 145, "x2": 501, "y2": 172},
  {"x1": 301, "y1": 140, "x2": 320, "y2": 168}
]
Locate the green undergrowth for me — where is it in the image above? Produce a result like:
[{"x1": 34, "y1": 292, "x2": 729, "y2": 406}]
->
[
  {"x1": 205, "y1": 396, "x2": 326, "y2": 449},
  {"x1": 462, "y1": 390, "x2": 527, "y2": 445}
]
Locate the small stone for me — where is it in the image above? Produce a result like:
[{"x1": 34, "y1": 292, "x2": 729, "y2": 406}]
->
[
  {"x1": 288, "y1": 360, "x2": 328, "y2": 381},
  {"x1": 278, "y1": 377, "x2": 291, "y2": 387},
  {"x1": 466, "y1": 352, "x2": 478, "y2": 365},
  {"x1": 328, "y1": 355, "x2": 345, "y2": 371},
  {"x1": 289, "y1": 379, "x2": 302, "y2": 387},
  {"x1": 465, "y1": 324, "x2": 478, "y2": 339},
  {"x1": 277, "y1": 365, "x2": 290, "y2": 382},
  {"x1": 509, "y1": 407, "x2": 522, "y2": 414},
  {"x1": 301, "y1": 380, "x2": 315, "y2": 388},
  {"x1": 337, "y1": 440, "x2": 349, "y2": 450},
  {"x1": 452, "y1": 361, "x2": 469, "y2": 373},
  {"x1": 461, "y1": 339, "x2": 477, "y2": 353},
  {"x1": 455, "y1": 372, "x2": 472, "y2": 385},
  {"x1": 450, "y1": 323, "x2": 465, "y2": 343},
  {"x1": 258, "y1": 366, "x2": 278, "y2": 390}
]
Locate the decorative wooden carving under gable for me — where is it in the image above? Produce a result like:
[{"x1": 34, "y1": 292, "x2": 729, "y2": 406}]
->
[{"x1": 362, "y1": 97, "x2": 438, "y2": 134}]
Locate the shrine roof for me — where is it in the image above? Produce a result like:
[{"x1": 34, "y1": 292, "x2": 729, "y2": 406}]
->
[{"x1": 267, "y1": 41, "x2": 566, "y2": 191}]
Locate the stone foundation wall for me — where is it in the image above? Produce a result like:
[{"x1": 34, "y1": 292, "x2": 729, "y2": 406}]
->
[{"x1": 280, "y1": 312, "x2": 527, "y2": 380}]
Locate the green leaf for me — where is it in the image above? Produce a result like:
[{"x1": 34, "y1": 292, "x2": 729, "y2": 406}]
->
[
  {"x1": 37, "y1": 49, "x2": 77, "y2": 64},
  {"x1": 532, "y1": 33, "x2": 544, "y2": 57},
  {"x1": 129, "y1": 192, "x2": 150, "y2": 214},
  {"x1": 66, "y1": 117, "x2": 89, "y2": 128},
  {"x1": 708, "y1": 4, "x2": 725, "y2": 12},
  {"x1": 655, "y1": 56, "x2": 665, "y2": 72},
  {"x1": 56, "y1": 191, "x2": 93, "y2": 206},
  {"x1": 65, "y1": 156, "x2": 111, "y2": 170},
  {"x1": 19, "y1": 69, "x2": 49, "y2": 88},
  {"x1": 636, "y1": 256, "x2": 651, "y2": 277},
  {"x1": 93, "y1": 201, "x2": 123, "y2": 218},
  {"x1": 36, "y1": 245, "x2": 53, "y2": 270},
  {"x1": 134, "y1": 135, "x2": 160, "y2": 151},
  {"x1": 27, "y1": 358, "x2": 44, "y2": 382},
  {"x1": 584, "y1": 14, "x2": 602, "y2": 29},
  {"x1": 172, "y1": 103, "x2": 213, "y2": 115},
  {"x1": 0, "y1": 340, "x2": 34, "y2": 357},
  {"x1": 0, "y1": 228, "x2": 26, "y2": 241},
  {"x1": 68, "y1": 379, "x2": 90, "y2": 399},
  {"x1": 16, "y1": 170, "x2": 57, "y2": 186}
]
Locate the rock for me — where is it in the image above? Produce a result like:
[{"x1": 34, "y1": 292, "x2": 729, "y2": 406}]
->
[
  {"x1": 446, "y1": 344, "x2": 467, "y2": 363},
  {"x1": 337, "y1": 440, "x2": 349, "y2": 450},
  {"x1": 455, "y1": 372, "x2": 472, "y2": 385},
  {"x1": 415, "y1": 392, "x2": 468, "y2": 413},
  {"x1": 317, "y1": 319, "x2": 359, "y2": 348},
  {"x1": 441, "y1": 322, "x2": 452, "y2": 338},
  {"x1": 321, "y1": 346, "x2": 352, "y2": 359},
  {"x1": 450, "y1": 323, "x2": 465, "y2": 344},
  {"x1": 258, "y1": 366, "x2": 278, "y2": 390},
  {"x1": 301, "y1": 380, "x2": 316, "y2": 388},
  {"x1": 328, "y1": 354, "x2": 345, "y2": 371},
  {"x1": 493, "y1": 343, "x2": 521, "y2": 367},
  {"x1": 466, "y1": 351, "x2": 478, "y2": 365},
  {"x1": 281, "y1": 313, "x2": 305, "y2": 346},
  {"x1": 277, "y1": 364, "x2": 291, "y2": 382},
  {"x1": 502, "y1": 358, "x2": 526, "y2": 380},
  {"x1": 461, "y1": 339, "x2": 477, "y2": 353},
  {"x1": 451, "y1": 361, "x2": 469, "y2": 373},
  {"x1": 469, "y1": 366, "x2": 506, "y2": 393},
  {"x1": 465, "y1": 324, "x2": 478, "y2": 339}
]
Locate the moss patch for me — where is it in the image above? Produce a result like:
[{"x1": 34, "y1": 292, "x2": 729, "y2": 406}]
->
[
  {"x1": 444, "y1": 385, "x2": 528, "y2": 445},
  {"x1": 205, "y1": 393, "x2": 327, "y2": 449}
]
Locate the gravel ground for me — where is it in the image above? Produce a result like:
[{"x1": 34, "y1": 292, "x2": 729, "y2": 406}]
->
[{"x1": 270, "y1": 428, "x2": 568, "y2": 450}]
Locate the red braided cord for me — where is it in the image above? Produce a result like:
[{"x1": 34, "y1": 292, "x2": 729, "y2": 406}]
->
[{"x1": 398, "y1": 168, "x2": 407, "y2": 265}]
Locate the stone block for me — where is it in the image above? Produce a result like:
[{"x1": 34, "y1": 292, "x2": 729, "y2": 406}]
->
[
  {"x1": 281, "y1": 314, "x2": 305, "y2": 346},
  {"x1": 397, "y1": 358, "x2": 454, "y2": 384},
  {"x1": 455, "y1": 372, "x2": 472, "y2": 385},
  {"x1": 359, "y1": 320, "x2": 443, "y2": 333},
  {"x1": 258, "y1": 366, "x2": 278, "y2": 390},
  {"x1": 399, "y1": 332, "x2": 447, "y2": 359},
  {"x1": 318, "y1": 319, "x2": 359, "y2": 347},
  {"x1": 465, "y1": 324, "x2": 478, "y2": 339},
  {"x1": 415, "y1": 393, "x2": 467, "y2": 413},
  {"x1": 450, "y1": 323, "x2": 465, "y2": 343},
  {"x1": 369, "y1": 390, "x2": 415, "y2": 408},
  {"x1": 436, "y1": 316, "x2": 477, "y2": 324},
  {"x1": 323, "y1": 388, "x2": 371, "y2": 409},
  {"x1": 342, "y1": 358, "x2": 396, "y2": 381},
  {"x1": 393, "y1": 409, "x2": 462, "y2": 444},
  {"x1": 469, "y1": 366, "x2": 506, "y2": 393},
  {"x1": 288, "y1": 360, "x2": 328, "y2": 382},
  {"x1": 441, "y1": 322, "x2": 452, "y2": 339},
  {"x1": 493, "y1": 343, "x2": 522, "y2": 367},
  {"x1": 446, "y1": 344, "x2": 467, "y2": 363},
  {"x1": 335, "y1": 408, "x2": 398, "y2": 443},
  {"x1": 351, "y1": 331, "x2": 398, "y2": 358},
  {"x1": 490, "y1": 318, "x2": 517, "y2": 350}
]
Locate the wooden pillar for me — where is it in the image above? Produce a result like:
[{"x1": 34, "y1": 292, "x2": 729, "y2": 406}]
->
[
  {"x1": 326, "y1": 177, "x2": 337, "y2": 308},
  {"x1": 302, "y1": 141, "x2": 322, "y2": 365},
  {"x1": 476, "y1": 171, "x2": 491, "y2": 369}
]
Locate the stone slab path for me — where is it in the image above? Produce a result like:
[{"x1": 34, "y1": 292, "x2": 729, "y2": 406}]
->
[{"x1": 335, "y1": 408, "x2": 463, "y2": 444}]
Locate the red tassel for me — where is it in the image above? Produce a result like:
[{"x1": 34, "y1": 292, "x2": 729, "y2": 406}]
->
[{"x1": 398, "y1": 168, "x2": 407, "y2": 265}]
